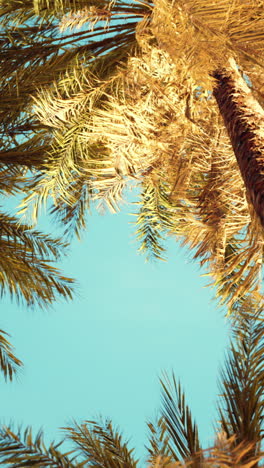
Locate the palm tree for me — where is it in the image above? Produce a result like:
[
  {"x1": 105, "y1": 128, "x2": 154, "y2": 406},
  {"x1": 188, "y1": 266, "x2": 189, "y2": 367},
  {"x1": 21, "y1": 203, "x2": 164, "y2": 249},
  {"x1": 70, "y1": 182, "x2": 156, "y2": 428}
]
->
[
  {"x1": 1, "y1": 0, "x2": 264, "y2": 313},
  {"x1": 0, "y1": 303, "x2": 262, "y2": 467}
]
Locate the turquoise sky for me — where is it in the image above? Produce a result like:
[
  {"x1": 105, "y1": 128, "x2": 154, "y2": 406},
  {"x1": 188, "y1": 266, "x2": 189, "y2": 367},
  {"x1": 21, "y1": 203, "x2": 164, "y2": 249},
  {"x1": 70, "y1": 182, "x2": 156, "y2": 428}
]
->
[{"x1": 0, "y1": 196, "x2": 230, "y2": 463}]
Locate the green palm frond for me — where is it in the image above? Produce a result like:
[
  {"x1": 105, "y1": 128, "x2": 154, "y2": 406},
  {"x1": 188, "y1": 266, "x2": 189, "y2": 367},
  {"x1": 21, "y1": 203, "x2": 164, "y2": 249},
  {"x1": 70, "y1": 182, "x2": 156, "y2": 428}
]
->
[
  {"x1": 0, "y1": 210, "x2": 75, "y2": 308},
  {"x1": 64, "y1": 419, "x2": 138, "y2": 468},
  {"x1": 160, "y1": 373, "x2": 202, "y2": 463},
  {"x1": 0, "y1": 330, "x2": 22, "y2": 382},
  {"x1": 217, "y1": 304, "x2": 264, "y2": 463},
  {"x1": 0, "y1": 426, "x2": 78, "y2": 467}
]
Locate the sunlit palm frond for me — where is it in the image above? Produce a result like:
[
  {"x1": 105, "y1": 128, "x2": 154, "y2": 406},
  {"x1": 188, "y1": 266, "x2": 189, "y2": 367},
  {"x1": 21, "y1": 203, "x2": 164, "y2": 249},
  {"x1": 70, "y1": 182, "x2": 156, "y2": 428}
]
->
[
  {"x1": 0, "y1": 0, "x2": 150, "y2": 173},
  {"x1": 0, "y1": 330, "x2": 22, "y2": 382},
  {"x1": 0, "y1": 426, "x2": 77, "y2": 467},
  {"x1": 64, "y1": 419, "x2": 138, "y2": 468},
  {"x1": 58, "y1": 1, "x2": 152, "y2": 33},
  {"x1": 22, "y1": 49, "x2": 143, "y2": 225},
  {"x1": 0, "y1": 211, "x2": 75, "y2": 308},
  {"x1": 160, "y1": 373, "x2": 202, "y2": 463},
  {"x1": 152, "y1": 0, "x2": 264, "y2": 80},
  {"x1": 121, "y1": 43, "x2": 263, "y2": 313}
]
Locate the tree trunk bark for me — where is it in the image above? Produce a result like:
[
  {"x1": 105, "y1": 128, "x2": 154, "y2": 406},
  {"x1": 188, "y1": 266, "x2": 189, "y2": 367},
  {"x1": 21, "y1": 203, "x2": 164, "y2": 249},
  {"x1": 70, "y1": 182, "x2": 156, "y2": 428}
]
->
[{"x1": 212, "y1": 58, "x2": 264, "y2": 229}]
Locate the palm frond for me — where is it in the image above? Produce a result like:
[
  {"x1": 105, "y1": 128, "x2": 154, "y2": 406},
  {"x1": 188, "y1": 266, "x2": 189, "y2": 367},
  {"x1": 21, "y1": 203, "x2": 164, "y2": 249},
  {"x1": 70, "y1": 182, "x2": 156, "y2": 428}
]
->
[
  {"x1": 146, "y1": 417, "x2": 173, "y2": 465},
  {"x1": 49, "y1": 174, "x2": 91, "y2": 239},
  {"x1": 160, "y1": 373, "x2": 202, "y2": 463},
  {"x1": 134, "y1": 184, "x2": 173, "y2": 262},
  {"x1": 64, "y1": 419, "x2": 138, "y2": 468},
  {"x1": 0, "y1": 166, "x2": 26, "y2": 196},
  {"x1": 0, "y1": 426, "x2": 78, "y2": 467},
  {"x1": 0, "y1": 210, "x2": 75, "y2": 308},
  {"x1": 0, "y1": 330, "x2": 22, "y2": 382},
  {"x1": 20, "y1": 48, "x2": 141, "y2": 226},
  {"x1": 207, "y1": 438, "x2": 264, "y2": 468},
  {"x1": 0, "y1": 0, "x2": 149, "y2": 180}
]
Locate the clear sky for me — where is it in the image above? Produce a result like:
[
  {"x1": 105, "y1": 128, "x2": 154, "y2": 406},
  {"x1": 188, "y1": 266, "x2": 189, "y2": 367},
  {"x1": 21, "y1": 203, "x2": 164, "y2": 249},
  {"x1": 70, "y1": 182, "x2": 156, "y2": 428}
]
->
[{"x1": 0, "y1": 195, "x2": 230, "y2": 464}]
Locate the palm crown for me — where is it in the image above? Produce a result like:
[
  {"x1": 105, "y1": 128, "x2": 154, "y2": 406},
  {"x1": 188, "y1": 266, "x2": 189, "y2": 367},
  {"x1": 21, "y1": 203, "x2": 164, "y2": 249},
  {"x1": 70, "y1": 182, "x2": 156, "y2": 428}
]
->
[{"x1": 1, "y1": 0, "x2": 264, "y2": 314}]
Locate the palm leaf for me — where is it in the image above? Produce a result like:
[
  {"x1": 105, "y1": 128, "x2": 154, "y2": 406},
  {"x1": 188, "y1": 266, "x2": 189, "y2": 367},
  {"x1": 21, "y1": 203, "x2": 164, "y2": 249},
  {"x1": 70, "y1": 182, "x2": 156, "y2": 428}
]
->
[
  {"x1": 64, "y1": 419, "x2": 138, "y2": 468},
  {"x1": 134, "y1": 184, "x2": 173, "y2": 262},
  {"x1": 0, "y1": 330, "x2": 22, "y2": 382},
  {"x1": 146, "y1": 417, "x2": 173, "y2": 466},
  {"x1": 0, "y1": 426, "x2": 78, "y2": 467},
  {"x1": 160, "y1": 373, "x2": 202, "y2": 463},
  {"x1": 0, "y1": 210, "x2": 75, "y2": 307},
  {"x1": 49, "y1": 173, "x2": 91, "y2": 239}
]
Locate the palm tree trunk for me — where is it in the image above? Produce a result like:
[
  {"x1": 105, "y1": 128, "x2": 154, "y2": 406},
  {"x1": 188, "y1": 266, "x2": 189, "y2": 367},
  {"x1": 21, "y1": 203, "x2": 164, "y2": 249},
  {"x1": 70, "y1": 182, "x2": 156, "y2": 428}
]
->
[{"x1": 212, "y1": 58, "x2": 264, "y2": 228}]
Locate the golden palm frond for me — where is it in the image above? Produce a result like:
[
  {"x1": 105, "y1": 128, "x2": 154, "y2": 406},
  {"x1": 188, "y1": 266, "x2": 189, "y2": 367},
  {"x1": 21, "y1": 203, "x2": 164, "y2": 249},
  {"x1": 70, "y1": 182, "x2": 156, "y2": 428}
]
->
[
  {"x1": 151, "y1": 0, "x2": 264, "y2": 78},
  {"x1": 0, "y1": 0, "x2": 149, "y2": 172}
]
